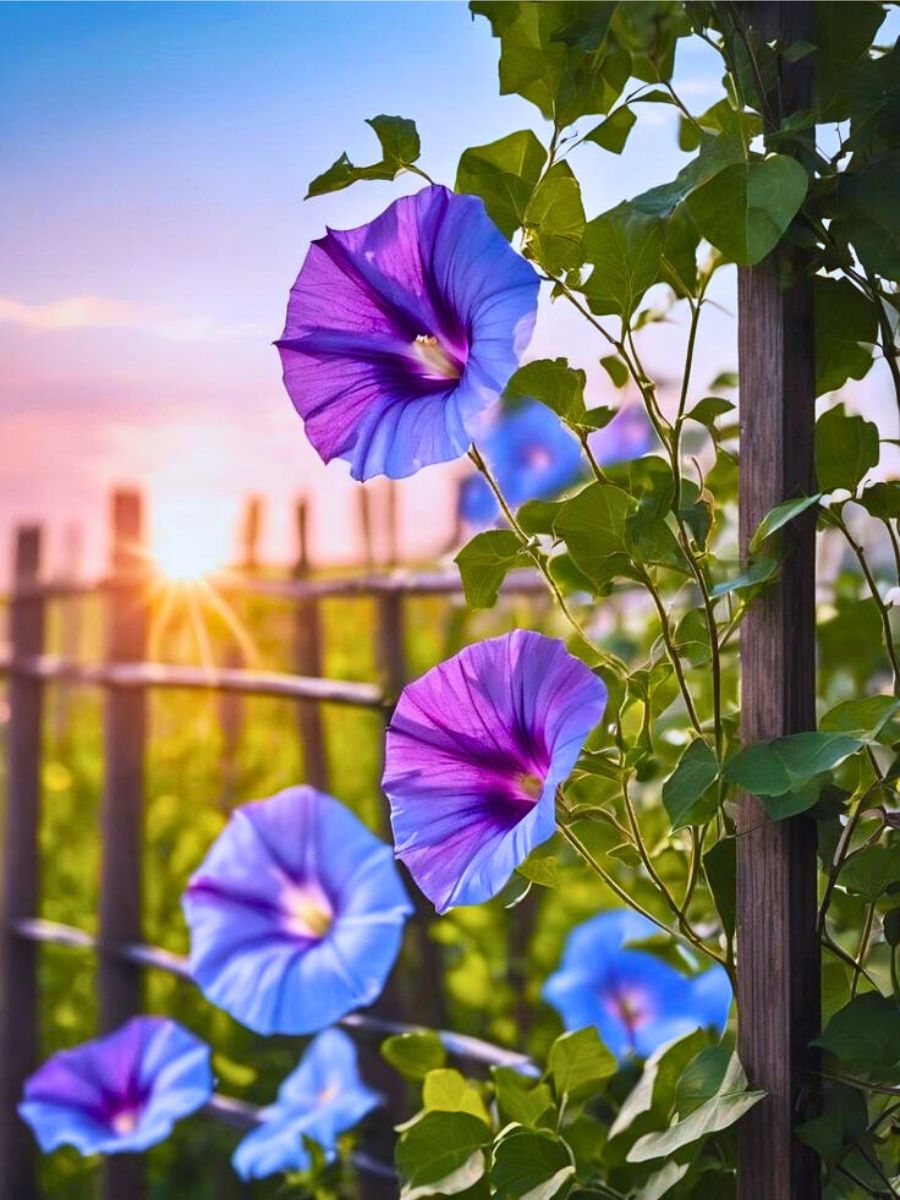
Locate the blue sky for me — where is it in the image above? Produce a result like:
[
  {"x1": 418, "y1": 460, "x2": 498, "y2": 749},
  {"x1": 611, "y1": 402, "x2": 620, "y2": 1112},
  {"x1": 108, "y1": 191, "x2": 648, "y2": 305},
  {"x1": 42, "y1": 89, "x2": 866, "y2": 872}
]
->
[{"x1": 0, "y1": 2, "x2": 890, "y2": 580}]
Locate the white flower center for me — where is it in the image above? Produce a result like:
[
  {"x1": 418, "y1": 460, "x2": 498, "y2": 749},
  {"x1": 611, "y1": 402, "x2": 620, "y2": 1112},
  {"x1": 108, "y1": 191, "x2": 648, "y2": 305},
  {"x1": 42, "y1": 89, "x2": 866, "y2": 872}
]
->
[
  {"x1": 412, "y1": 335, "x2": 461, "y2": 380},
  {"x1": 111, "y1": 1107, "x2": 140, "y2": 1135},
  {"x1": 282, "y1": 883, "x2": 333, "y2": 939}
]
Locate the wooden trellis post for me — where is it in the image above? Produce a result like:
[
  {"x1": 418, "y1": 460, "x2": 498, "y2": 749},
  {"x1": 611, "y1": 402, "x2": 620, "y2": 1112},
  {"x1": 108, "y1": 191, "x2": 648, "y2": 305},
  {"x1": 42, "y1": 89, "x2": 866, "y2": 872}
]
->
[
  {"x1": 736, "y1": 3, "x2": 820, "y2": 1197},
  {"x1": 99, "y1": 488, "x2": 149, "y2": 1200},
  {"x1": 0, "y1": 526, "x2": 45, "y2": 1200}
]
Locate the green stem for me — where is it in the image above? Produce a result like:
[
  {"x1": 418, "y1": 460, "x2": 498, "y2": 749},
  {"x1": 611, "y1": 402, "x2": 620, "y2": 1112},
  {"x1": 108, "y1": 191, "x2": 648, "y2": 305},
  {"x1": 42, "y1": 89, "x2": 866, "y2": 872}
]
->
[
  {"x1": 579, "y1": 430, "x2": 612, "y2": 484},
  {"x1": 637, "y1": 565, "x2": 703, "y2": 734},
  {"x1": 468, "y1": 446, "x2": 624, "y2": 673},
  {"x1": 850, "y1": 902, "x2": 876, "y2": 999},
  {"x1": 833, "y1": 511, "x2": 900, "y2": 694},
  {"x1": 867, "y1": 269, "x2": 900, "y2": 422}
]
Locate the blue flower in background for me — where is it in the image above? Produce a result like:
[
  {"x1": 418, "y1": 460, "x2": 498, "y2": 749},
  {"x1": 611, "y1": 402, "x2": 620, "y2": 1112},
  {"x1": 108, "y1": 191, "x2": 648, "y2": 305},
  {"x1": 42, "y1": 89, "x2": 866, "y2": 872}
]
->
[
  {"x1": 183, "y1": 787, "x2": 412, "y2": 1035},
  {"x1": 460, "y1": 401, "x2": 584, "y2": 525},
  {"x1": 233, "y1": 1028, "x2": 378, "y2": 1181},
  {"x1": 277, "y1": 185, "x2": 539, "y2": 481},
  {"x1": 589, "y1": 404, "x2": 654, "y2": 466},
  {"x1": 19, "y1": 1017, "x2": 212, "y2": 1156},
  {"x1": 543, "y1": 910, "x2": 731, "y2": 1062}
]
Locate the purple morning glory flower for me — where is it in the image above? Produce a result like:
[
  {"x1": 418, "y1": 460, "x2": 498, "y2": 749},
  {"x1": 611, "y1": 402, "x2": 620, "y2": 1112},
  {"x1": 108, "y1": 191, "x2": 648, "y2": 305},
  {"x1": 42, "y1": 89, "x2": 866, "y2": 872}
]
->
[
  {"x1": 233, "y1": 1028, "x2": 378, "y2": 1181},
  {"x1": 460, "y1": 401, "x2": 584, "y2": 526},
  {"x1": 543, "y1": 910, "x2": 732, "y2": 1062},
  {"x1": 589, "y1": 404, "x2": 654, "y2": 466},
  {"x1": 383, "y1": 630, "x2": 607, "y2": 913},
  {"x1": 182, "y1": 787, "x2": 413, "y2": 1035},
  {"x1": 19, "y1": 1017, "x2": 212, "y2": 1156},
  {"x1": 276, "y1": 185, "x2": 539, "y2": 481}
]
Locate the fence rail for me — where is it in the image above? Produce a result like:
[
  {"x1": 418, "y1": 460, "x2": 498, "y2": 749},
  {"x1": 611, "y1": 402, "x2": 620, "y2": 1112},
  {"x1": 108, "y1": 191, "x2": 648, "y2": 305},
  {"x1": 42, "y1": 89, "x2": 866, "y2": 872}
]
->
[{"x1": 0, "y1": 488, "x2": 543, "y2": 1200}]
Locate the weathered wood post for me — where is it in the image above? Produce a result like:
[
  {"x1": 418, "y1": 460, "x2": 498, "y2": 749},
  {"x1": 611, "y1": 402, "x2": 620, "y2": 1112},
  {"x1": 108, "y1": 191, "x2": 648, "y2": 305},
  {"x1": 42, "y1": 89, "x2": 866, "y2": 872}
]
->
[
  {"x1": 239, "y1": 494, "x2": 264, "y2": 572},
  {"x1": 736, "y1": 4, "x2": 820, "y2": 1197},
  {"x1": 0, "y1": 526, "x2": 45, "y2": 1200},
  {"x1": 294, "y1": 498, "x2": 329, "y2": 789},
  {"x1": 358, "y1": 486, "x2": 375, "y2": 570},
  {"x1": 51, "y1": 521, "x2": 83, "y2": 743},
  {"x1": 99, "y1": 488, "x2": 149, "y2": 1200}
]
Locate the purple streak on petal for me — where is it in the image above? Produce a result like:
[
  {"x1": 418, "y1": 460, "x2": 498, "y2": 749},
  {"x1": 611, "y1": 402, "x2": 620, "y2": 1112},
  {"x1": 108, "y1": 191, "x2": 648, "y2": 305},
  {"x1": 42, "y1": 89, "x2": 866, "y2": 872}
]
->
[
  {"x1": 384, "y1": 630, "x2": 607, "y2": 912},
  {"x1": 277, "y1": 185, "x2": 539, "y2": 480}
]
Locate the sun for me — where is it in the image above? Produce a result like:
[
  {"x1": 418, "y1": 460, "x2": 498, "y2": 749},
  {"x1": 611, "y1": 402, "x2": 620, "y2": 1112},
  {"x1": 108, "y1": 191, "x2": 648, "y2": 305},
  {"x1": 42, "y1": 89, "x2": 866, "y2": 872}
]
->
[{"x1": 152, "y1": 524, "x2": 227, "y2": 583}]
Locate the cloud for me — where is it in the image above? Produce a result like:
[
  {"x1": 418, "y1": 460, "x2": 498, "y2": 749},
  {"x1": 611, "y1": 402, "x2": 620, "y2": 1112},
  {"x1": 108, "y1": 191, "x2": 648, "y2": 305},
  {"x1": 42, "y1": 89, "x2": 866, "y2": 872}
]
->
[{"x1": 0, "y1": 294, "x2": 267, "y2": 342}]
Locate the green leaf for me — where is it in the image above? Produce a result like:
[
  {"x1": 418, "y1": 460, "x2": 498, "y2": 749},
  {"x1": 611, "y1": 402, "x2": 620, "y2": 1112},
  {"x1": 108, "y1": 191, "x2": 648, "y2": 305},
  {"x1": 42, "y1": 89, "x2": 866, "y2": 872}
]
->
[
  {"x1": 397, "y1": 1111, "x2": 489, "y2": 1199},
  {"x1": 553, "y1": 483, "x2": 634, "y2": 585},
  {"x1": 632, "y1": 133, "x2": 746, "y2": 220},
  {"x1": 704, "y1": 838, "x2": 736, "y2": 943},
  {"x1": 627, "y1": 1054, "x2": 764, "y2": 1162},
  {"x1": 491, "y1": 1067, "x2": 555, "y2": 1129},
  {"x1": 813, "y1": 1, "x2": 888, "y2": 122},
  {"x1": 491, "y1": 1127, "x2": 574, "y2": 1200},
  {"x1": 456, "y1": 130, "x2": 547, "y2": 239},
  {"x1": 523, "y1": 161, "x2": 585, "y2": 273},
  {"x1": 306, "y1": 115, "x2": 421, "y2": 197},
  {"x1": 383, "y1": 1031, "x2": 447, "y2": 1080},
  {"x1": 584, "y1": 105, "x2": 636, "y2": 154},
  {"x1": 638, "y1": 1162, "x2": 691, "y2": 1200},
  {"x1": 675, "y1": 1044, "x2": 731, "y2": 1117},
  {"x1": 455, "y1": 531, "x2": 530, "y2": 610},
  {"x1": 814, "y1": 277, "x2": 878, "y2": 397},
  {"x1": 724, "y1": 731, "x2": 864, "y2": 812},
  {"x1": 505, "y1": 358, "x2": 586, "y2": 424},
  {"x1": 600, "y1": 355, "x2": 629, "y2": 388},
  {"x1": 859, "y1": 481, "x2": 900, "y2": 519},
  {"x1": 839, "y1": 845, "x2": 900, "y2": 902},
  {"x1": 547, "y1": 1027, "x2": 616, "y2": 1102},
  {"x1": 516, "y1": 841, "x2": 560, "y2": 889},
  {"x1": 815, "y1": 992, "x2": 900, "y2": 1071},
  {"x1": 686, "y1": 397, "x2": 735, "y2": 428},
  {"x1": 607, "y1": 1029, "x2": 710, "y2": 1147},
  {"x1": 815, "y1": 404, "x2": 880, "y2": 493},
  {"x1": 684, "y1": 155, "x2": 809, "y2": 266},
  {"x1": 709, "y1": 556, "x2": 779, "y2": 599},
  {"x1": 749, "y1": 493, "x2": 821, "y2": 553},
  {"x1": 797, "y1": 1084, "x2": 869, "y2": 1166},
  {"x1": 820, "y1": 695, "x2": 900, "y2": 740},
  {"x1": 662, "y1": 739, "x2": 719, "y2": 831},
  {"x1": 582, "y1": 202, "x2": 665, "y2": 319},
  {"x1": 423, "y1": 1069, "x2": 491, "y2": 1125}
]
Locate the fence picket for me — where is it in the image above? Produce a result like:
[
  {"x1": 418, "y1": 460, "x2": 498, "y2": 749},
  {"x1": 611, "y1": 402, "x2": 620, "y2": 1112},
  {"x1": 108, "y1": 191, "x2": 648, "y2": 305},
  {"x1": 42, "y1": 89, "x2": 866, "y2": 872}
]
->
[
  {"x1": 99, "y1": 489, "x2": 149, "y2": 1200},
  {"x1": 0, "y1": 526, "x2": 45, "y2": 1200},
  {"x1": 294, "y1": 498, "x2": 329, "y2": 789}
]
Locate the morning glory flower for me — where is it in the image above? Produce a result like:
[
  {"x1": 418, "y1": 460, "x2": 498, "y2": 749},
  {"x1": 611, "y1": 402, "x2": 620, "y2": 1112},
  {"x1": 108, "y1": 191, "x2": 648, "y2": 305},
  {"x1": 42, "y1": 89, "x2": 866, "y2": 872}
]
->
[
  {"x1": 233, "y1": 1028, "x2": 378, "y2": 1181},
  {"x1": 276, "y1": 185, "x2": 539, "y2": 481},
  {"x1": 543, "y1": 910, "x2": 732, "y2": 1062},
  {"x1": 589, "y1": 404, "x2": 654, "y2": 466},
  {"x1": 19, "y1": 1017, "x2": 212, "y2": 1156},
  {"x1": 183, "y1": 787, "x2": 412, "y2": 1035},
  {"x1": 383, "y1": 630, "x2": 607, "y2": 913},
  {"x1": 460, "y1": 401, "x2": 584, "y2": 526}
]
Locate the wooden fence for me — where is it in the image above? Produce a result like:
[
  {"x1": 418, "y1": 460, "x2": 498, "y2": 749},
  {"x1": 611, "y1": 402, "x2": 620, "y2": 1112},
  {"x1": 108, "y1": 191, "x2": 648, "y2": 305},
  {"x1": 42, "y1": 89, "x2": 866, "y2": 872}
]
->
[{"x1": 0, "y1": 487, "x2": 542, "y2": 1200}]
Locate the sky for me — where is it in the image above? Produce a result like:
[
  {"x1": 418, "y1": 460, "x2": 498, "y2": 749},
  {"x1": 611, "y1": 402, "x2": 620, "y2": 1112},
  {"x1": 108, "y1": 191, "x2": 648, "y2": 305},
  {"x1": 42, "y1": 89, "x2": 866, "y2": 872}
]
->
[{"x1": 1, "y1": 2, "x2": 893, "y2": 583}]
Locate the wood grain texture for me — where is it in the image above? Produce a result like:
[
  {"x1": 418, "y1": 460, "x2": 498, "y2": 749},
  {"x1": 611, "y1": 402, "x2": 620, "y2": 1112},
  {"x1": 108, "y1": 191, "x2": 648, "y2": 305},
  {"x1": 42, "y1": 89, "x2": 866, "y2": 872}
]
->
[
  {"x1": 0, "y1": 527, "x2": 45, "y2": 1200},
  {"x1": 99, "y1": 489, "x2": 148, "y2": 1200},
  {"x1": 736, "y1": 5, "x2": 820, "y2": 1197}
]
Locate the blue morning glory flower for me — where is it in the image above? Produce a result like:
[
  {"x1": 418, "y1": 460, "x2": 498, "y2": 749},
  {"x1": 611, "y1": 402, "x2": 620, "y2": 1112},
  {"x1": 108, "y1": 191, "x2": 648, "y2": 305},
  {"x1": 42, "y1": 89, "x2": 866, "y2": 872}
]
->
[
  {"x1": 19, "y1": 1017, "x2": 212, "y2": 1156},
  {"x1": 384, "y1": 631, "x2": 607, "y2": 913},
  {"x1": 233, "y1": 1028, "x2": 378, "y2": 1181},
  {"x1": 276, "y1": 185, "x2": 539, "y2": 481},
  {"x1": 182, "y1": 787, "x2": 413, "y2": 1035},
  {"x1": 543, "y1": 910, "x2": 732, "y2": 1062},
  {"x1": 459, "y1": 401, "x2": 584, "y2": 526},
  {"x1": 589, "y1": 404, "x2": 654, "y2": 466}
]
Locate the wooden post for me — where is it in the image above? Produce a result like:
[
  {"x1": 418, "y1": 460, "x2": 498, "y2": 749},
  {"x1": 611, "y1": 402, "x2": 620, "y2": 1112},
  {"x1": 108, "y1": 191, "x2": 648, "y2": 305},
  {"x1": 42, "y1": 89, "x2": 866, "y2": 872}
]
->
[
  {"x1": 0, "y1": 527, "x2": 45, "y2": 1200},
  {"x1": 358, "y1": 487, "x2": 375, "y2": 570},
  {"x1": 99, "y1": 489, "x2": 149, "y2": 1200},
  {"x1": 386, "y1": 481, "x2": 399, "y2": 568},
  {"x1": 239, "y1": 495, "x2": 263, "y2": 572},
  {"x1": 294, "y1": 499, "x2": 329, "y2": 790},
  {"x1": 737, "y1": 5, "x2": 820, "y2": 1197},
  {"x1": 52, "y1": 522, "x2": 83, "y2": 743}
]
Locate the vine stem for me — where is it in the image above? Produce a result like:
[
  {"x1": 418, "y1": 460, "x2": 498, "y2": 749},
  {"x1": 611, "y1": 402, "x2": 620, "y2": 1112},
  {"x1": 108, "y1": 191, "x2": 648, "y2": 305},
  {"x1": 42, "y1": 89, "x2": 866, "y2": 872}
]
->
[
  {"x1": 468, "y1": 445, "x2": 625, "y2": 673},
  {"x1": 831, "y1": 509, "x2": 900, "y2": 694},
  {"x1": 637, "y1": 565, "x2": 703, "y2": 735},
  {"x1": 557, "y1": 815, "x2": 732, "y2": 981}
]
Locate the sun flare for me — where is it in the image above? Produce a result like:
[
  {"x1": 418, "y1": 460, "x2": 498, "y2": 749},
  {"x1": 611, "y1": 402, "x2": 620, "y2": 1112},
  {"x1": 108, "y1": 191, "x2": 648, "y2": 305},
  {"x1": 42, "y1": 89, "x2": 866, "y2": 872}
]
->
[{"x1": 152, "y1": 526, "x2": 226, "y2": 583}]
